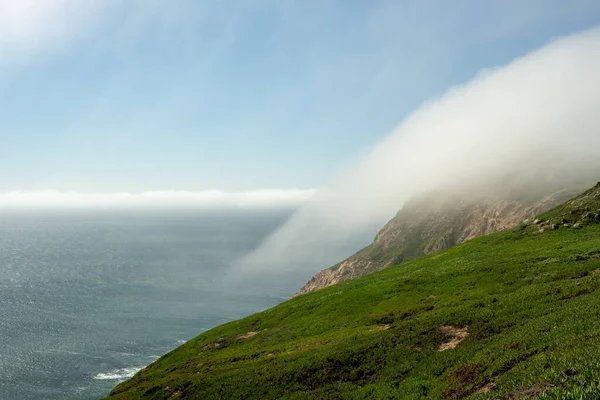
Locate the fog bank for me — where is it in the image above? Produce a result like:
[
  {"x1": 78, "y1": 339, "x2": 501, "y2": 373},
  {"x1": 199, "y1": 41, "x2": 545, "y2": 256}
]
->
[
  {"x1": 237, "y1": 27, "x2": 600, "y2": 275},
  {"x1": 0, "y1": 189, "x2": 316, "y2": 210}
]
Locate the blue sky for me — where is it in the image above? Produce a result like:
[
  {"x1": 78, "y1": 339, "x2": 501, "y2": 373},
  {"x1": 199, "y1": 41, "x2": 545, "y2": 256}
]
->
[{"x1": 1, "y1": 0, "x2": 599, "y2": 193}]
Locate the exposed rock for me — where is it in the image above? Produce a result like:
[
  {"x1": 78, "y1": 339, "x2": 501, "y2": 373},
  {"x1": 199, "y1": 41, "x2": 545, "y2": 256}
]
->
[
  {"x1": 238, "y1": 332, "x2": 257, "y2": 340},
  {"x1": 295, "y1": 189, "x2": 576, "y2": 296},
  {"x1": 534, "y1": 219, "x2": 542, "y2": 224},
  {"x1": 201, "y1": 342, "x2": 222, "y2": 351},
  {"x1": 552, "y1": 224, "x2": 558, "y2": 230},
  {"x1": 476, "y1": 382, "x2": 495, "y2": 394}
]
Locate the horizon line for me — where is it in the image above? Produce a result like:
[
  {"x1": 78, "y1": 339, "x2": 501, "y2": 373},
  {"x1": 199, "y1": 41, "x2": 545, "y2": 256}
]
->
[{"x1": 0, "y1": 188, "x2": 317, "y2": 209}]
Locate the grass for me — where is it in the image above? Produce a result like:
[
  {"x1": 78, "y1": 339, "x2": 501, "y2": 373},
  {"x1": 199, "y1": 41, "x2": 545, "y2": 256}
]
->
[{"x1": 107, "y1": 184, "x2": 600, "y2": 399}]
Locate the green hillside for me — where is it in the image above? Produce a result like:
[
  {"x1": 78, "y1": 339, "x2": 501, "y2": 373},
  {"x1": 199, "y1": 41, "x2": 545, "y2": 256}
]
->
[
  {"x1": 295, "y1": 184, "x2": 585, "y2": 297},
  {"x1": 108, "y1": 183, "x2": 600, "y2": 399}
]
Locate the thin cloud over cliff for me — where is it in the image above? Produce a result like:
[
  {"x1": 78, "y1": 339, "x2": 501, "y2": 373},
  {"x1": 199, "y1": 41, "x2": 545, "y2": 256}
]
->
[{"x1": 237, "y1": 27, "x2": 600, "y2": 275}]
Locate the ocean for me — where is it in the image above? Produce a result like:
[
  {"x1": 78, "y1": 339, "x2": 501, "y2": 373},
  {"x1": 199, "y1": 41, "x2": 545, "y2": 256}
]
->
[{"x1": 0, "y1": 209, "x2": 312, "y2": 399}]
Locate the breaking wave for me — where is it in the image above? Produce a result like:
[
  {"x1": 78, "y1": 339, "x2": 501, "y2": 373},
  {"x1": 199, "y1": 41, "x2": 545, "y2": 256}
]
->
[{"x1": 93, "y1": 367, "x2": 143, "y2": 381}]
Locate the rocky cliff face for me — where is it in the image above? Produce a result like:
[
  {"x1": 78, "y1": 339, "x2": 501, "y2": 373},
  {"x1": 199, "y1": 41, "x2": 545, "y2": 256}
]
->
[{"x1": 295, "y1": 189, "x2": 575, "y2": 296}]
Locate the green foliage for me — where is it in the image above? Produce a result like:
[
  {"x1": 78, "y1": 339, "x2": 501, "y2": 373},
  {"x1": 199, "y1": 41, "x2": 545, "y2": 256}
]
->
[{"x1": 107, "y1": 184, "x2": 600, "y2": 399}]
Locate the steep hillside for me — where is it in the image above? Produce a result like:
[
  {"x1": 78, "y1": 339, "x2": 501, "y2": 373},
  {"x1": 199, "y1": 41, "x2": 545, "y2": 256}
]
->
[
  {"x1": 108, "y1": 183, "x2": 600, "y2": 399},
  {"x1": 296, "y1": 188, "x2": 577, "y2": 296}
]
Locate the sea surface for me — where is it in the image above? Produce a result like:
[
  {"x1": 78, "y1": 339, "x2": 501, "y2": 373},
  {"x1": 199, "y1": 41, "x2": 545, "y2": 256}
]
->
[{"x1": 0, "y1": 209, "x2": 314, "y2": 399}]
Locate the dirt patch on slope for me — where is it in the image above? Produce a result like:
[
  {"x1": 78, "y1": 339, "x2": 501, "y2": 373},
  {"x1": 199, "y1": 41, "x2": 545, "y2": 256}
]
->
[
  {"x1": 438, "y1": 326, "x2": 469, "y2": 351},
  {"x1": 238, "y1": 331, "x2": 257, "y2": 340},
  {"x1": 503, "y1": 381, "x2": 553, "y2": 399}
]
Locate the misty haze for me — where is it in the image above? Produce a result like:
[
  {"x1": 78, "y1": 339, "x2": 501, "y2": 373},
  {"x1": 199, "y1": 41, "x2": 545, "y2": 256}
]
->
[{"x1": 1, "y1": 2, "x2": 600, "y2": 399}]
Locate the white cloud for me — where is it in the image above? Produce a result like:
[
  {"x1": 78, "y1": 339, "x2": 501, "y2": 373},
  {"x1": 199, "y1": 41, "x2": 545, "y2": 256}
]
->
[
  {"x1": 0, "y1": 0, "x2": 112, "y2": 61},
  {"x1": 0, "y1": 189, "x2": 315, "y2": 209},
  {"x1": 237, "y1": 26, "x2": 600, "y2": 274}
]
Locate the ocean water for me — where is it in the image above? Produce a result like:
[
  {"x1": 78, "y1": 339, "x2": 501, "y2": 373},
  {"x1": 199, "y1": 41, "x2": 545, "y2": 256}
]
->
[{"x1": 0, "y1": 209, "x2": 311, "y2": 399}]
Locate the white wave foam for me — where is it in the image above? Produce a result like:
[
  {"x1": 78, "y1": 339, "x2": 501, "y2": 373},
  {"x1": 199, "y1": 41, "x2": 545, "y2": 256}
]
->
[{"x1": 93, "y1": 367, "x2": 142, "y2": 381}]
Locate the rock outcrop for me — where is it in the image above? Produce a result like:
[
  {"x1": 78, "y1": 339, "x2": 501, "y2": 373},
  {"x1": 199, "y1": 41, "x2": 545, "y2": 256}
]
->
[{"x1": 295, "y1": 188, "x2": 576, "y2": 296}]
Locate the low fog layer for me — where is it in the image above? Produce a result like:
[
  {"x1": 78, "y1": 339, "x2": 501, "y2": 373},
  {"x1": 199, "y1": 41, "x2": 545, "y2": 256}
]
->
[
  {"x1": 237, "y1": 27, "x2": 600, "y2": 275},
  {"x1": 0, "y1": 189, "x2": 316, "y2": 210}
]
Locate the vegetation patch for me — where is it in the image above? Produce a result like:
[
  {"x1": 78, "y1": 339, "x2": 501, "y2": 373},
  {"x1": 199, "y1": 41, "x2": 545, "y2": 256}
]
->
[
  {"x1": 444, "y1": 363, "x2": 485, "y2": 399},
  {"x1": 503, "y1": 381, "x2": 552, "y2": 399},
  {"x1": 107, "y1": 184, "x2": 600, "y2": 399}
]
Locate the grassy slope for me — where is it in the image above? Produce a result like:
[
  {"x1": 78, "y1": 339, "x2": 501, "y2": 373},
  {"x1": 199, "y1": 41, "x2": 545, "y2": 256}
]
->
[
  {"x1": 300, "y1": 185, "x2": 585, "y2": 296},
  {"x1": 108, "y1": 185, "x2": 600, "y2": 399}
]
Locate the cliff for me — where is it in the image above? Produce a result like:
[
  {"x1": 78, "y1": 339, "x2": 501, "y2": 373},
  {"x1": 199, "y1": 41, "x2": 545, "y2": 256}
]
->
[{"x1": 296, "y1": 188, "x2": 577, "y2": 296}]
